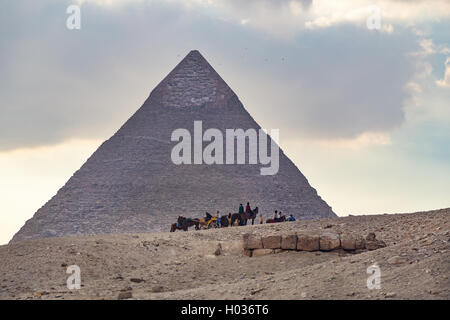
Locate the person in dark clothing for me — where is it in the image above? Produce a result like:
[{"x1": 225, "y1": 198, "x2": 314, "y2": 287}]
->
[
  {"x1": 245, "y1": 202, "x2": 251, "y2": 214},
  {"x1": 216, "y1": 211, "x2": 221, "y2": 228},
  {"x1": 273, "y1": 210, "x2": 278, "y2": 220},
  {"x1": 239, "y1": 204, "x2": 244, "y2": 214}
]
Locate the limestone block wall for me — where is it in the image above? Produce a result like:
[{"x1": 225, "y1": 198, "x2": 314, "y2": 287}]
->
[{"x1": 242, "y1": 232, "x2": 386, "y2": 257}]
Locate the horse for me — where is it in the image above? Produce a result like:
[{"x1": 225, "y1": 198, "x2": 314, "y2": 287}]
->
[
  {"x1": 244, "y1": 207, "x2": 258, "y2": 225},
  {"x1": 199, "y1": 213, "x2": 231, "y2": 229},
  {"x1": 230, "y1": 212, "x2": 245, "y2": 226},
  {"x1": 230, "y1": 207, "x2": 259, "y2": 226},
  {"x1": 266, "y1": 215, "x2": 286, "y2": 224},
  {"x1": 170, "y1": 222, "x2": 185, "y2": 232},
  {"x1": 197, "y1": 212, "x2": 211, "y2": 229},
  {"x1": 175, "y1": 216, "x2": 200, "y2": 231},
  {"x1": 218, "y1": 213, "x2": 231, "y2": 228}
]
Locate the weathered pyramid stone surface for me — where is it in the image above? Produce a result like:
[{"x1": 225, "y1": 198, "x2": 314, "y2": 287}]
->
[{"x1": 11, "y1": 50, "x2": 336, "y2": 243}]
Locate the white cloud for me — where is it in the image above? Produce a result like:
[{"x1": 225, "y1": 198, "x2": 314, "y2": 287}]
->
[
  {"x1": 75, "y1": 0, "x2": 450, "y2": 38},
  {"x1": 436, "y1": 57, "x2": 450, "y2": 88},
  {"x1": 302, "y1": 131, "x2": 392, "y2": 149},
  {"x1": 217, "y1": 0, "x2": 449, "y2": 36},
  {"x1": 440, "y1": 46, "x2": 450, "y2": 54},
  {"x1": 414, "y1": 39, "x2": 449, "y2": 58},
  {"x1": 420, "y1": 39, "x2": 436, "y2": 54}
]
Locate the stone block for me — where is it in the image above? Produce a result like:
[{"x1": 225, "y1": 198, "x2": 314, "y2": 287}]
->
[
  {"x1": 341, "y1": 234, "x2": 356, "y2": 251},
  {"x1": 252, "y1": 249, "x2": 274, "y2": 257},
  {"x1": 319, "y1": 232, "x2": 340, "y2": 251},
  {"x1": 262, "y1": 235, "x2": 282, "y2": 249},
  {"x1": 281, "y1": 234, "x2": 297, "y2": 250},
  {"x1": 297, "y1": 234, "x2": 320, "y2": 251},
  {"x1": 243, "y1": 234, "x2": 263, "y2": 249}
]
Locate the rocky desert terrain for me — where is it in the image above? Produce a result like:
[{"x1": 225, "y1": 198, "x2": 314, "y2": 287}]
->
[{"x1": 1, "y1": 208, "x2": 449, "y2": 300}]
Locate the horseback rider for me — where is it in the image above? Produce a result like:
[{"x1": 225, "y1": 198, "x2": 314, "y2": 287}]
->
[
  {"x1": 245, "y1": 202, "x2": 251, "y2": 214},
  {"x1": 273, "y1": 210, "x2": 278, "y2": 220},
  {"x1": 177, "y1": 216, "x2": 183, "y2": 228},
  {"x1": 239, "y1": 204, "x2": 244, "y2": 214}
]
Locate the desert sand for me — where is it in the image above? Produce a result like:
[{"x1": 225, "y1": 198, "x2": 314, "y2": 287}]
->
[{"x1": 1, "y1": 208, "x2": 448, "y2": 300}]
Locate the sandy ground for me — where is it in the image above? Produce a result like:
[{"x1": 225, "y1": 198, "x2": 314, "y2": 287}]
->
[{"x1": 0, "y1": 208, "x2": 448, "y2": 300}]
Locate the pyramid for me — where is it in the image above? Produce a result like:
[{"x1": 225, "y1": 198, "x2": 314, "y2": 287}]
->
[{"x1": 10, "y1": 50, "x2": 336, "y2": 243}]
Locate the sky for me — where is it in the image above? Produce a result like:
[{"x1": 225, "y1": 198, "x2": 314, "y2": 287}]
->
[{"x1": 1, "y1": 0, "x2": 449, "y2": 244}]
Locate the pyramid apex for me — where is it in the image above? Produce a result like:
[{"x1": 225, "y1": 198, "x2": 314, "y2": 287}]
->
[
  {"x1": 150, "y1": 49, "x2": 232, "y2": 109},
  {"x1": 181, "y1": 49, "x2": 207, "y2": 62}
]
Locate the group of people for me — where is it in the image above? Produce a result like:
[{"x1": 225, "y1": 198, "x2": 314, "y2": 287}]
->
[
  {"x1": 173, "y1": 202, "x2": 296, "y2": 232},
  {"x1": 239, "y1": 202, "x2": 252, "y2": 215},
  {"x1": 272, "y1": 210, "x2": 296, "y2": 222},
  {"x1": 212, "y1": 202, "x2": 253, "y2": 227},
  {"x1": 204, "y1": 202, "x2": 255, "y2": 228},
  {"x1": 208, "y1": 203, "x2": 296, "y2": 227}
]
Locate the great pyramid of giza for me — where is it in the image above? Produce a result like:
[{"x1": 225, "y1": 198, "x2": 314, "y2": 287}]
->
[{"x1": 11, "y1": 50, "x2": 336, "y2": 243}]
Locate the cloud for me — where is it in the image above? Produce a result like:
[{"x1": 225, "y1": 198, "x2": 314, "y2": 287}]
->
[
  {"x1": 77, "y1": 0, "x2": 450, "y2": 36},
  {"x1": 0, "y1": 0, "x2": 443, "y2": 151},
  {"x1": 64, "y1": 0, "x2": 450, "y2": 41},
  {"x1": 436, "y1": 57, "x2": 450, "y2": 88},
  {"x1": 234, "y1": 25, "x2": 426, "y2": 141},
  {"x1": 205, "y1": 0, "x2": 450, "y2": 37},
  {"x1": 0, "y1": 0, "x2": 185, "y2": 151},
  {"x1": 299, "y1": 131, "x2": 392, "y2": 149},
  {"x1": 420, "y1": 39, "x2": 436, "y2": 55}
]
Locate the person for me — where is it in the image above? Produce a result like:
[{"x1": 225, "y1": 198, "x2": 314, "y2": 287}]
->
[
  {"x1": 216, "y1": 211, "x2": 221, "y2": 228},
  {"x1": 288, "y1": 214, "x2": 295, "y2": 222},
  {"x1": 260, "y1": 214, "x2": 264, "y2": 224},
  {"x1": 273, "y1": 210, "x2": 278, "y2": 220},
  {"x1": 239, "y1": 204, "x2": 244, "y2": 214},
  {"x1": 245, "y1": 202, "x2": 251, "y2": 214},
  {"x1": 278, "y1": 211, "x2": 282, "y2": 219}
]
